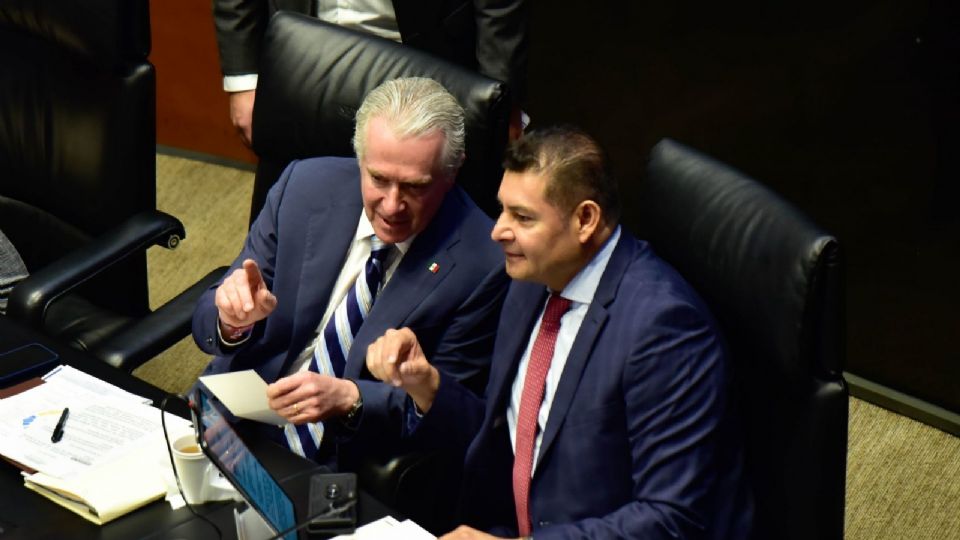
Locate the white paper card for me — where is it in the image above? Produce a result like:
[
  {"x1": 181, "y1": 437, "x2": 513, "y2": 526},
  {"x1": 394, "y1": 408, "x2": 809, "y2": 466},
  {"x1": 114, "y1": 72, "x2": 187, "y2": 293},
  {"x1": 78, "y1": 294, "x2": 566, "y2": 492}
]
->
[{"x1": 198, "y1": 370, "x2": 286, "y2": 425}]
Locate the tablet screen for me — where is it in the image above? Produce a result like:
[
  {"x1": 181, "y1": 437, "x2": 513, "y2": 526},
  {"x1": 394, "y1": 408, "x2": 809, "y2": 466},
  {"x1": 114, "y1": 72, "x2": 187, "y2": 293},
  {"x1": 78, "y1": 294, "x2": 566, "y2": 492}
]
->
[{"x1": 194, "y1": 385, "x2": 297, "y2": 540}]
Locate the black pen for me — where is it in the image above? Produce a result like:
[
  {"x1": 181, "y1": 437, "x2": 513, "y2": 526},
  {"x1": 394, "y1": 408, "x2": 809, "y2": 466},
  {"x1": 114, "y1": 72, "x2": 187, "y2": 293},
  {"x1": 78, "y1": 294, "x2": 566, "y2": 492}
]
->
[{"x1": 51, "y1": 407, "x2": 69, "y2": 443}]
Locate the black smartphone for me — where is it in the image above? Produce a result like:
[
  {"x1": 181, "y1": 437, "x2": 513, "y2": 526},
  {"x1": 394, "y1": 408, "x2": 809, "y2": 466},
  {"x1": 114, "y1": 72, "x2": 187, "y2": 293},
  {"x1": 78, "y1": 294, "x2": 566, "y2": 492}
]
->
[{"x1": 0, "y1": 343, "x2": 59, "y2": 385}]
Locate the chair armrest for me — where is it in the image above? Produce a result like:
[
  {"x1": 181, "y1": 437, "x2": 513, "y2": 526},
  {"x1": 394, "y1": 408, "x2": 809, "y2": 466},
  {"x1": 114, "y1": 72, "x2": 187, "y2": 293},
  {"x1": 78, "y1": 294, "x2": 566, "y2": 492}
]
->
[
  {"x1": 7, "y1": 210, "x2": 185, "y2": 327},
  {"x1": 91, "y1": 266, "x2": 227, "y2": 371},
  {"x1": 355, "y1": 449, "x2": 459, "y2": 534},
  {"x1": 356, "y1": 451, "x2": 432, "y2": 503}
]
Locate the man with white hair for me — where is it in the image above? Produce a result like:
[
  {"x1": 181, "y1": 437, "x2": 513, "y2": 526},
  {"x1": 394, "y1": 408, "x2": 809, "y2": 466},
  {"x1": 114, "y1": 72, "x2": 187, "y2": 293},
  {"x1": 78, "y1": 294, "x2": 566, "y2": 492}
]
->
[{"x1": 192, "y1": 77, "x2": 507, "y2": 469}]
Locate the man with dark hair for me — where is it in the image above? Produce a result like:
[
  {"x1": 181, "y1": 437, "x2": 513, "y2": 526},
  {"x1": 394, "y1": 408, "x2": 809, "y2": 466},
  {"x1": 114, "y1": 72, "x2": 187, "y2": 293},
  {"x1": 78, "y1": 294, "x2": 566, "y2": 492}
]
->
[
  {"x1": 193, "y1": 78, "x2": 507, "y2": 468},
  {"x1": 367, "y1": 126, "x2": 753, "y2": 539}
]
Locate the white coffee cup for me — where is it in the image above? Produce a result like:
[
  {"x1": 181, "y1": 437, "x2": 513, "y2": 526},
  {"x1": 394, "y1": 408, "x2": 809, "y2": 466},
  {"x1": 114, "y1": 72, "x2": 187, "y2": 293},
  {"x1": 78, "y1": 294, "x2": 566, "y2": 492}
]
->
[{"x1": 171, "y1": 433, "x2": 216, "y2": 505}]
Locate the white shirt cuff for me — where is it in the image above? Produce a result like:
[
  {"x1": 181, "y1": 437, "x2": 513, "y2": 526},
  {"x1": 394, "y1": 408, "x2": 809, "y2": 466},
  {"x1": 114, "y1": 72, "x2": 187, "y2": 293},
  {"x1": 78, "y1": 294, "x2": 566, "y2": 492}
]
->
[{"x1": 223, "y1": 74, "x2": 259, "y2": 92}]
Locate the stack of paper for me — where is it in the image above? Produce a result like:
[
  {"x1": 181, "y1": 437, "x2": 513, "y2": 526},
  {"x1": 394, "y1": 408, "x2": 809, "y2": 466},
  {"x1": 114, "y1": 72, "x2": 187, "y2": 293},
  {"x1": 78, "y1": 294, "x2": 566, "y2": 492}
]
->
[{"x1": 0, "y1": 365, "x2": 191, "y2": 524}]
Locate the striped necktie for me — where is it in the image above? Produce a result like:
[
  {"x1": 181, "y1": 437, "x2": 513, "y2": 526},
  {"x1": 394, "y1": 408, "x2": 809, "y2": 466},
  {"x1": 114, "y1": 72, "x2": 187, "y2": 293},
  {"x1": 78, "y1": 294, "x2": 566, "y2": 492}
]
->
[{"x1": 285, "y1": 236, "x2": 393, "y2": 457}]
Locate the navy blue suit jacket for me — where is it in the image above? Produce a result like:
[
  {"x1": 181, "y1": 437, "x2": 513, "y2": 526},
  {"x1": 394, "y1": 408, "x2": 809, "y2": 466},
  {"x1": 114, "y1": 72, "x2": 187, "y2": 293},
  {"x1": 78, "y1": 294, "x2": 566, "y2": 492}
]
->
[
  {"x1": 412, "y1": 230, "x2": 753, "y2": 539},
  {"x1": 193, "y1": 157, "x2": 508, "y2": 451}
]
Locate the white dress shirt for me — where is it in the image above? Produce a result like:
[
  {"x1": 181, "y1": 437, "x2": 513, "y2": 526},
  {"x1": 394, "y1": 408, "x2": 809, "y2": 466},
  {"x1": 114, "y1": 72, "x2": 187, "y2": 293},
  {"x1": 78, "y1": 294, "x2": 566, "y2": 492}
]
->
[
  {"x1": 316, "y1": 0, "x2": 400, "y2": 41},
  {"x1": 507, "y1": 226, "x2": 621, "y2": 474}
]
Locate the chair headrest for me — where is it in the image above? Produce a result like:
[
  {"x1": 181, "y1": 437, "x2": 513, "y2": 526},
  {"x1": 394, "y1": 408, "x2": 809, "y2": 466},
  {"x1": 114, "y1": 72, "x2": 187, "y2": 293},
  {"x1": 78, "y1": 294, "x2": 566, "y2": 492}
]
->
[
  {"x1": 639, "y1": 139, "x2": 843, "y2": 383},
  {"x1": 252, "y1": 11, "x2": 511, "y2": 216}
]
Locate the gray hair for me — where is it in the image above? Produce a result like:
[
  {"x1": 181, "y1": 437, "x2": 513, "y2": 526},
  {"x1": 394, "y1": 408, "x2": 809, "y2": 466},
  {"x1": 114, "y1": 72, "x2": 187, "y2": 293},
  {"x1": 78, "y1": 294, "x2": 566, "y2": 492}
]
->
[{"x1": 353, "y1": 77, "x2": 466, "y2": 173}]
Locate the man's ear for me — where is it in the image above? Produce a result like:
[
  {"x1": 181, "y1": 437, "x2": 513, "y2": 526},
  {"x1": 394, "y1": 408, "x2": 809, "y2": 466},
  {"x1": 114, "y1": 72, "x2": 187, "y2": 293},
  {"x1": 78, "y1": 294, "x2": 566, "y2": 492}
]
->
[{"x1": 573, "y1": 200, "x2": 602, "y2": 244}]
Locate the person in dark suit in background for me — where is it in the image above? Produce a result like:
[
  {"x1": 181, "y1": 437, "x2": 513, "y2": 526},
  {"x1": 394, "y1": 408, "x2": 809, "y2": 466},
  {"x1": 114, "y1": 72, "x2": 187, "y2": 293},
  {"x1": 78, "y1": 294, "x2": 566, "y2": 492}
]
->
[
  {"x1": 367, "y1": 126, "x2": 753, "y2": 539},
  {"x1": 192, "y1": 77, "x2": 508, "y2": 468},
  {"x1": 214, "y1": 0, "x2": 528, "y2": 146}
]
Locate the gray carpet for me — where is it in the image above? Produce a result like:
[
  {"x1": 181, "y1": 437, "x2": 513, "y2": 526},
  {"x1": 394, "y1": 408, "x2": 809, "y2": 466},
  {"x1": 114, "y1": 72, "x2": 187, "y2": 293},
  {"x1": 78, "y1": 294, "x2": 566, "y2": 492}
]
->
[{"x1": 139, "y1": 153, "x2": 960, "y2": 539}]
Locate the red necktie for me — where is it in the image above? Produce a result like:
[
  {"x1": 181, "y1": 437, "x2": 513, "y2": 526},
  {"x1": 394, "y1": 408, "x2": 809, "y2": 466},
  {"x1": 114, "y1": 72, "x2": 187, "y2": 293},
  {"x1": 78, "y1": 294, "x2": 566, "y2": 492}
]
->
[{"x1": 513, "y1": 293, "x2": 572, "y2": 536}]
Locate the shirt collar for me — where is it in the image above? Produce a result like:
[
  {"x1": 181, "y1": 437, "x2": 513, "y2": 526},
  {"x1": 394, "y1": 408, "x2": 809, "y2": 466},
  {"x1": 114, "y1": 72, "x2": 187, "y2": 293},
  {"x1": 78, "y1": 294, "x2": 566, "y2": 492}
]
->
[
  {"x1": 555, "y1": 225, "x2": 621, "y2": 305},
  {"x1": 356, "y1": 211, "x2": 416, "y2": 255}
]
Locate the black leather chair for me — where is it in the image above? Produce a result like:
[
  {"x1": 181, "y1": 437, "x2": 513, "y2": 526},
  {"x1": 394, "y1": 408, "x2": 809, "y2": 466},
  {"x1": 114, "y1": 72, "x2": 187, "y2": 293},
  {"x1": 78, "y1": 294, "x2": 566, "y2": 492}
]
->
[
  {"x1": 0, "y1": 0, "x2": 223, "y2": 371},
  {"x1": 248, "y1": 12, "x2": 512, "y2": 532},
  {"x1": 636, "y1": 139, "x2": 847, "y2": 540},
  {"x1": 250, "y1": 11, "x2": 512, "y2": 220}
]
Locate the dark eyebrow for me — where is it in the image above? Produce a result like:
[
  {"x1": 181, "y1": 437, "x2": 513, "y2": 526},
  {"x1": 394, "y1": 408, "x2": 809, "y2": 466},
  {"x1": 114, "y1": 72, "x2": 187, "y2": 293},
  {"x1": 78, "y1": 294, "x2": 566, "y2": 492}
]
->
[{"x1": 504, "y1": 203, "x2": 534, "y2": 216}]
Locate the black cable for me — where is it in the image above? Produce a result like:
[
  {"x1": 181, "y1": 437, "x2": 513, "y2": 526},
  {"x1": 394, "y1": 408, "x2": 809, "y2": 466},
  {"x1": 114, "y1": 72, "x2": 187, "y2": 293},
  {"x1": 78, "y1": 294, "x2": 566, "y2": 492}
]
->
[
  {"x1": 262, "y1": 499, "x2": 358, "y2": 540},
  {"x1": 160, "y1": 392, "x2": 224, "y2": 539}
]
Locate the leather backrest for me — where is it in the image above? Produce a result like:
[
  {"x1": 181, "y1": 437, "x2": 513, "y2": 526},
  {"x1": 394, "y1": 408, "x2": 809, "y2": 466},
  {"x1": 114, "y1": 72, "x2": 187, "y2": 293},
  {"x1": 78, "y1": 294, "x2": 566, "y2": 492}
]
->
[
  {"x1": 251, "y1": 11, "x2": 511, "y2": 218},
  {"x1": 0, "y1": 0, "x2": 154, "y2": 314},
  {"x1": 637, "y1": 139, "x2": 847, "y2": 540},
  {"x1": 0, "y1": 0, "x2": 155, "y2": 237}
]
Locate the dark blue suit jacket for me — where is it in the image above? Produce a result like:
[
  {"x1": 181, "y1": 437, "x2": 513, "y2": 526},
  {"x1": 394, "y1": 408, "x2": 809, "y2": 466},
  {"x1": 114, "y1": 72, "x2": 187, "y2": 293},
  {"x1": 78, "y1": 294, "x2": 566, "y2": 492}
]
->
[
  {"x1": 192, "y1": 157, "x2": 508, "y2": 451},
  {"x1": 412, "y1": 230, "x2": 753, "y2": 539}
]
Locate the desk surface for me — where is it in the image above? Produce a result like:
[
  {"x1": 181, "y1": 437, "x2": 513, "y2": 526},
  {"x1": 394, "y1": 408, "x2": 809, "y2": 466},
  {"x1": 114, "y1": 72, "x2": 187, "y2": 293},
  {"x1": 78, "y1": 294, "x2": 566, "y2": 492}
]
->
[{"x1": 0, "y1": 317, "x2": 392, "y2": 540}]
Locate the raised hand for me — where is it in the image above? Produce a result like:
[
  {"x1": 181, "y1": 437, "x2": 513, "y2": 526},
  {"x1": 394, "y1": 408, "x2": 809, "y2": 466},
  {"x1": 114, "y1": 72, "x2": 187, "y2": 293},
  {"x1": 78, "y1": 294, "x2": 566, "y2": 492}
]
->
[
  {"x1": 215, "y1": 258, "x2": 277, "y2": 329},
  {"x1": 366, "y1": 328, "x2": 440, "y2": 413}
]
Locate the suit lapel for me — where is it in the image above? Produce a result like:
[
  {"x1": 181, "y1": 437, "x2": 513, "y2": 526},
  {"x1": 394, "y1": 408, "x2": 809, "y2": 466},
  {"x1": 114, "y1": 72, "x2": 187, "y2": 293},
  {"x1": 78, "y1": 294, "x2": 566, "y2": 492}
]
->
[
  {"x1": 486, "y1": 284, "x2": 547, "y2": 420},
  {"x1": 535, "y1": 236, "x2": 636, "y2": 469},
  {"x1": 345, "y1": 245, "x2": 455, "y2": 378},
  {"x1": 466, "y1": 283, "x2": 544, "y2": 477},
  {"x1": 281, "y1": 201, "x2": 360, "y2": 377},
  {"x1": 342, "y1": 187, "x2": 465, "y2": 378}
]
